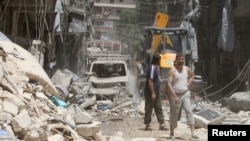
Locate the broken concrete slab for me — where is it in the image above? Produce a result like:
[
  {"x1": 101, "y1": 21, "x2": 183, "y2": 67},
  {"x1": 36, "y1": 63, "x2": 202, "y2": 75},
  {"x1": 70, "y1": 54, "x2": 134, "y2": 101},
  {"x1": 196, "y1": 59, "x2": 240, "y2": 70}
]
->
[
  {"x1": 2, "y1": 101, "x2": 18, "y2": 116},
  {"x1": 51, "y1": 69, "x2": 75, "y2": 88},
  {"x1": 76, "y1": 121, "x2": 101, "y2": 137},
  {"x1": 0, "y1": 113, "x2": 12, "y2": 122},
  {"x1": 0, "y1": 41, "x2": 58, "y2": 96},
  {"x1": 11, "y1": 110, "x2": 31, "y2": 132},
  {"x1": 194, "y1": 108, "x2": 225, "y2": 129},
  {"x1": 224, "y1": 91, "x2": 250, "y2": 112},
  {"x1": 74, "y1": 112, "x2": 94, "y2": 124}
]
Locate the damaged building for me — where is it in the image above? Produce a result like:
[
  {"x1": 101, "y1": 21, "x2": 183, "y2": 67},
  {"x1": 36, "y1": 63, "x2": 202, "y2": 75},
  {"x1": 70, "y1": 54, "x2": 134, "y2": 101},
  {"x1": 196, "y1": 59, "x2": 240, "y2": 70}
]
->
[
  {"x1": 0, "y1": 0, "x2": 250, "y2": 140},
  {"x1": 166, "y1": 0, "x2": 250, "y2": 103},
  {"x1": 0, "y1": 0, "x2": 95, "y2": 77},
  {"x1": 194, "y1": 0, "x2": 250, "y2": 102}
]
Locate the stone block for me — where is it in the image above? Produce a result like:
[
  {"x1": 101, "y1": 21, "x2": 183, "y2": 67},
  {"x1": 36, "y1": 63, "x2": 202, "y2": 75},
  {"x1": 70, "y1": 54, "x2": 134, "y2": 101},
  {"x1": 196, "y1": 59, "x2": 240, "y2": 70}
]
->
[
  {"x1": 74, "y1": 112, "x2": 93, "y2": 124},
  {"x1": 76, "y1": 121, "x2": 101, "y2": 137},
  {"x1": 194, "y1": 108, "x2": 225, "y2": 129},
  {"x1": 3, "y1": 101, "x2": 18, "y2": 116},
  {"x1": 11, "y1": 111, "x2": 31, "y2": 132}
]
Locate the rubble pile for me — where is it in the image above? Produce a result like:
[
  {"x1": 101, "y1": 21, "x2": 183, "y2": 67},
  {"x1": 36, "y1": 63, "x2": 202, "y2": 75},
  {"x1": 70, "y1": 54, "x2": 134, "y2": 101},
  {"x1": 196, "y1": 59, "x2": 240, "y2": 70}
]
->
[
  {"x1": 192, "y1": 100, "x2": 250, "y2": 128},
  {"x1": 0, "y1": 41, "x2": 130, "y2": 141},
  {"x1": 0, "y1": 41, "x2": 250, "y2": 141}
]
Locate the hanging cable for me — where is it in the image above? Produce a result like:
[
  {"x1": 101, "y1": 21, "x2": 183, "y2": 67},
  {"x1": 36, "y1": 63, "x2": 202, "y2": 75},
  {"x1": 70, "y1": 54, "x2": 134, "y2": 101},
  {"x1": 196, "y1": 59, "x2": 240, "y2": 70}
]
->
[
  {"x1": 14, "y1": 0, "x2": 22, "y2": 43},
  {"x1": 24, "y1": 0, "x2": 31, "y2": 46},
  {"x1": 201, "y1": 58, "x2": 250, "y2": 101}
]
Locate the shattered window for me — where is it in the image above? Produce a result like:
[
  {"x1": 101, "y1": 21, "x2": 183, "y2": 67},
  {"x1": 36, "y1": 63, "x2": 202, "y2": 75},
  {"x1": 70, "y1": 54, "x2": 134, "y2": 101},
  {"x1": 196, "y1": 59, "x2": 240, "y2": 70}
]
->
[
  {"x1": 92, "y1": 63, "x2": 126, "y2": 78},
  {"x1": 167, "y1": 34, "x2": 182, "y2": 52}
]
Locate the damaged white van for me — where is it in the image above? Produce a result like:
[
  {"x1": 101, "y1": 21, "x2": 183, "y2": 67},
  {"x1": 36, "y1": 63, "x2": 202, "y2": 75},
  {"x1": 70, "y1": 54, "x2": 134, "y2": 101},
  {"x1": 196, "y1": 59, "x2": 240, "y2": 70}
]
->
[{"x1": 87, "y1": 60, "x2": 131, "y2": 100}]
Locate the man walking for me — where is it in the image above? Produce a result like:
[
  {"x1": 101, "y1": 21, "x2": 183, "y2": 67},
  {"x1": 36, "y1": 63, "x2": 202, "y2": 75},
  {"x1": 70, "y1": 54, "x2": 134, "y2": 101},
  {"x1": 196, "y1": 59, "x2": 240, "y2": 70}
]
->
[
  {"x1": 167, "y1": 53, "x2": 198, "y2": 139},
  {"x1": 144, "y1": 53, "x2": 168, "y2": 131}
]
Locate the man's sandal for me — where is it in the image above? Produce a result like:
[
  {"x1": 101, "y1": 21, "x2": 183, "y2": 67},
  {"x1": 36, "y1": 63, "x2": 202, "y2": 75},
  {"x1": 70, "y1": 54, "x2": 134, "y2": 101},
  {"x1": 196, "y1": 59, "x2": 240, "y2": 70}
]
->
[
  {"x1": 145, "y1": 125, "x2": 152, "y2": 131},
  {"x1": 159, "y1": 125, "x2": 169, "y2": 131}
]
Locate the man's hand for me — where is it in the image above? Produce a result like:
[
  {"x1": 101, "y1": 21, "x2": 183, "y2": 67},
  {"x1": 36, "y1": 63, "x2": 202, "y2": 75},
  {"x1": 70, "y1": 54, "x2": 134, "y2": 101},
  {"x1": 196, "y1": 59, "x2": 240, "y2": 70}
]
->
[
  {"x1": 174, "y1": 96, "x2": 179, "y2": 104},
  {"x1": 151, "y1": 93, "x2": 156, "y2": 101}
]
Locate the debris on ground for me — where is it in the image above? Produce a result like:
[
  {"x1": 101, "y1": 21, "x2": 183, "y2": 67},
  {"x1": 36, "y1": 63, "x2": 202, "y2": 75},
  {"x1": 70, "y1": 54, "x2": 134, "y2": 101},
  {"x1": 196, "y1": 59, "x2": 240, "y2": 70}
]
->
[{"x1": 0, "y1": 41, "x2": 250, "y2": 141}]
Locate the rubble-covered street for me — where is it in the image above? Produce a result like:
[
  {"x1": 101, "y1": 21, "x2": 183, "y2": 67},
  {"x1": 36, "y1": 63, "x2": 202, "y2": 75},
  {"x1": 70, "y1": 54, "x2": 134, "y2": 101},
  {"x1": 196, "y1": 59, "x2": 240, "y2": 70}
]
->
[
  {"x1": 1, "y1": 41, "x2": 250, "y2": 141},
  {"x1": 1, "y1": 0, "x2": 250, "y2": 141}
]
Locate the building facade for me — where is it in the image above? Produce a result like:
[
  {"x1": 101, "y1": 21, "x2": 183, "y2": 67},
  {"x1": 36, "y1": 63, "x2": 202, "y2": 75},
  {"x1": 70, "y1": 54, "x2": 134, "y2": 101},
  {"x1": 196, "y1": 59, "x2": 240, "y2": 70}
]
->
[{"x1": 92, "y1": 0, "x2": 137, "y2": 44}]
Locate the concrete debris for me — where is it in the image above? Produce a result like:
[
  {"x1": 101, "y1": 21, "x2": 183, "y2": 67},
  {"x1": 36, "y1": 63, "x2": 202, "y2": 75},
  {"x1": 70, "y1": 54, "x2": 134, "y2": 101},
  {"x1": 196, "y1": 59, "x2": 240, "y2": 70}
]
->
[
  {"x1": 224, "y1": 91, "x2": 250, "y2": 112},
  {"x1": 79, "y1": 96, "x2": 96, "y2": 109},
  {"x1": 194, "y1": 108, "x2": 225, "y2": 129},
  {"x1": 48, "y1": 134, "x2": 64, "y2": 141},
  {"x1": 3, "y1": 101, "x2": 18, "y2": 116},
  {"x1": 74, "y1": 112, "x2": 94, "y2": 124},
  {"x1": 0, "y1": 41, "x2": 58, "y2": 96},
  {"x1": 76, "y1": 121, "x2": 101, "y2": 138},
  {"x1": 11, "y1": 110, "x2": 32, "y2": 133},
  {"x1": 0, "y1": 41, "x2": 250, "y2": 141},
  {"x1": 0, "y1": 41, "x2": 129, "y2": 141},
  {"x1": 51, "y1": 69, "x2": 76, "y2": 89},
  {"x1": 111, "y1": 100, "x2": 133, "y2": 112}
]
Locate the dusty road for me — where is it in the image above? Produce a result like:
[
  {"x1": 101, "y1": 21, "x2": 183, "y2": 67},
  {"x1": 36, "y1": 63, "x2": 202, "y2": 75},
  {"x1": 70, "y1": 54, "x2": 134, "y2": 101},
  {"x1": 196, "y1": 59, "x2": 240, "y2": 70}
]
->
[
  {"x1": 94, "y1": 107, "x2": 208, "y2": 141},
  {"x1": 93, "y1": 74, "x2": 208, "y2": 141}
]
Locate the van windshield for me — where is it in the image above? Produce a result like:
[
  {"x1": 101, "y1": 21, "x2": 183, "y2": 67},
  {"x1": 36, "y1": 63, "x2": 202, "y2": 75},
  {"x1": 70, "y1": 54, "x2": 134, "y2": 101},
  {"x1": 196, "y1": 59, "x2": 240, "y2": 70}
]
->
[{"x1": 92, "y1": 63, "x2": 126, "y2": 78}]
